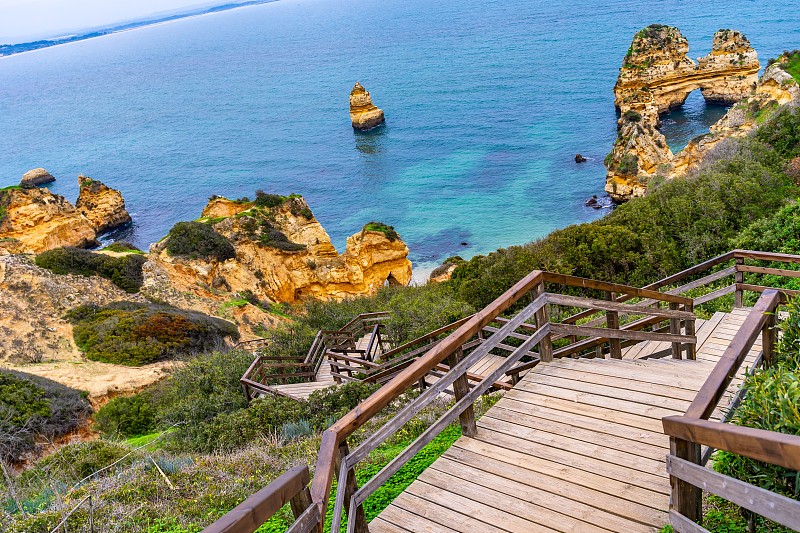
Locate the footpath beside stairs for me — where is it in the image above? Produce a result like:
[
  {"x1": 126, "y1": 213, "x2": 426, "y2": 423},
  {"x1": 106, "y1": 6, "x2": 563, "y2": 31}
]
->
[{"x1": 370, "y1": 309, "x2": 761, "y2": 533}]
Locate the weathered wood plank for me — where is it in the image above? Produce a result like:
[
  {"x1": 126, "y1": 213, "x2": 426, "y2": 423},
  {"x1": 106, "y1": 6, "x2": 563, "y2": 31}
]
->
[
  {"x1": 549, "y1": 323, "x2": 696, "y2": 344},
  {"x1": 667, "y1": 455, "x2": 800, "y2": 530}
]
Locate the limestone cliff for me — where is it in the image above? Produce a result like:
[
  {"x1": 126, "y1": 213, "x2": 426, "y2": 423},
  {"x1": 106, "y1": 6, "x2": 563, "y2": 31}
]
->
[
  {"x1": 0, "y1": 176, "x2": 131, "y2": 253},
  {"x1": 75, "y1": 175, "x2": 132, "y2": 234},
  {"x1": 150, "y1": 195, "x2": 412, "y2": 304},
  {"x1": 0, "y1": 187, "x2": 98, "y2": 254},
  {"x1": 350, "y1": 82, "x2": 385, "y2": 131},
  {"x1": 606, "y1": 26, "x2": 762, "y2": 201}
]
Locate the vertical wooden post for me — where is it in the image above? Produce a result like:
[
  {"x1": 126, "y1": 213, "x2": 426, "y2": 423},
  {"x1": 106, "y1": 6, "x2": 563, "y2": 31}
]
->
[
  {"x1": 289, "y1": 486, "x2": 313, "y2": 521},
  {"x1": 763, "y1": 310, "x2": 778, "y2": 368},
  {"x1": 336, "y1": 442, "x2": 369, "y2": 533},
  {"x1": 594, "y1": 345, "x2": 604, "y2": 359},
  {"x1": 670, "y1": 302, "x2": 682, "y2": 360},
  {"x1": 447, "y1": 348, "x2": 478, "y2": 437},
  {"x1": 670, "y1": 437, "x2": 702, "y2": 524},
  {"x1": 684, "y1": 303, "x2": 696, "y2": 361},
  {"x1": 532, "y1": 282, "x2": 553, "y2": 362},
  {"x1": 735, "y1": 257, "x2": 744, "y2": 308},
  {"x1": 605, "y1": 291, "x2": 622, "y2": 359}
]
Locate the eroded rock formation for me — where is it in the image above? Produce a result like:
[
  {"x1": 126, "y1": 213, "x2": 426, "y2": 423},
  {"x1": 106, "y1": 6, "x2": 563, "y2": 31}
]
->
[
  {"x1": 149, "y1": 195, "x2": 412, "y2": 304},
  {"x1": 605, "y1": 27, "x2": 765, "y2": 201},
  {"x1": 20, "y1": 168, "x2": 55, "y2": 187},
  {"x1": 75, "y1": 175, "x2": 132, "y2": 234},
  {"x1": 350, "y1": 82, "x2": 385, "y2": 131}
]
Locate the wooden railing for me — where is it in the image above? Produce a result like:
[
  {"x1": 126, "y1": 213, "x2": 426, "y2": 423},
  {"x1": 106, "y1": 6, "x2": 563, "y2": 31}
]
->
[
  {"x1": 222, "y1": 249, "x2": 800, "y2": 532},
  {"x1": 203, "y1": 466, "x2": 317, "y2": 533},
  {"x1": 662, "y1": 288, "x2": 800, "y2": 532},
  {"x1": 241, "y1": 313, "x2": 389, "y2": 401}
]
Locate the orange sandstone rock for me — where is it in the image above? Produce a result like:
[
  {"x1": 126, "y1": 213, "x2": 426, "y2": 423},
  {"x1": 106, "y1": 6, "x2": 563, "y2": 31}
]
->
[
  {"x1": 350, "y1": 82, "x2": 385, "y2": 131},
  {"x1": 75, "y1": 175, "x2": 132, "y2": 234}
]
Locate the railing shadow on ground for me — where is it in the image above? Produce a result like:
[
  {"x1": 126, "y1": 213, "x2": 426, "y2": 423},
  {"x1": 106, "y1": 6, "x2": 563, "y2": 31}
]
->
[{"x1": 206, "y1": 249, "x2": 800, "y2": 533}]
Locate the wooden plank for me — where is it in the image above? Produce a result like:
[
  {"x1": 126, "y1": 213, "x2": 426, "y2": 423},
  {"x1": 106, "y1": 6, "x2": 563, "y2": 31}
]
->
[
  {"x1": 662, "y1": 416, "x2": 800, "y2": 471},
  {"x1": 669, "y1": 510, "x2": 710, "y2": 533},
  {"x1": 685, "y1": 291, "x2": 779, "y2": 420},
  {"x1": 530, "y1": 364, "x2": 699, "y2": 401},
  {"x1": 452, "y1": 437, "x2": 668, "y2": 511},
  {"x1": 474, "y1": 426, "x2": 669, "y2": 494},
  {"x1": 546, "y1": 293, "x2": 695, "y2": 319},
  {"x1": 418, "y1": 467, "x2": 613, "y2": 533},
  {"x1": 511, "y1": 380, "x2": 686, "y2": 420},
  {"x1": 442, "y1": 444, "x2": 668, "y2": 526},
  {"x1": 693, "y1": 284, "x2": 736, "y2": 306},
  {"x1": 550, "y1": 322, "x2": 696, "y2": 344},
  {"x1": 483, "y1": 407, "x2": 666, "y2": 461},
  {"x1": 541, "y1": 271, "x2": 692, "y2": 304},
  {"x1": 517, "y1": 372, "x2": 691, "y2": 412},
  {"x1": 390, "y1": 490, "x2": 514, "y2": 533},
  {"x1": 478, "y1": 415, "x2": 667, "y2": 477},
  {"x1": 738, "y1": 282, "x2": 800, "y2": 297},
  {"x1": 406, "y1": 479, "x2": 558, "y2": 533},
  {"x1": 374, "y1": 504, "x2": 459, "y2": 533},
  {"x1": 667, "y1": 455, "x2": 800, "y2": 530},
  {"x1": 734, "y1": 249, "x2": 800, "y2": 264},
  {"x1": 665, "y1": 266, "x2": 737, "y2": 296},
  {"x1": 428, "y1": 457, "x2": 630, "y2": 532},
  {"x1": 493, "y1": 401, "x2": 669, "y2": 456}
]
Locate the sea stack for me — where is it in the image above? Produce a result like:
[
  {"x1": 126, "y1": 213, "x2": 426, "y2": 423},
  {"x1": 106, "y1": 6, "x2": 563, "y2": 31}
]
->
[
  {"x1": 20, "y1": 168, "x2": 56, "y2": 187},
  {"x1": 349, "y1": 82, "x2": 385, "y2": 131}
]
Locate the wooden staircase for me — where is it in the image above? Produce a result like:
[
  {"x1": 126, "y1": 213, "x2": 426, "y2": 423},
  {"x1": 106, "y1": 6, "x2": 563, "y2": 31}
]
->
[{"x1": 370, "y1": 311, "x2": 761, "y2": 532}]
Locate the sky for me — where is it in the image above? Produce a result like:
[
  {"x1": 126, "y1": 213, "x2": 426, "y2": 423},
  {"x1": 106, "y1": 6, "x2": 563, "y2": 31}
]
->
[{"x1": 0, "y1": 0, "x2": 219, "y2": 43}]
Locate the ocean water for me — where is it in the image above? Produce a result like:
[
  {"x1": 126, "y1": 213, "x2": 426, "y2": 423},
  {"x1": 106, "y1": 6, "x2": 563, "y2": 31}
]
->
[{"x1": 1, "y1": 0, "x2": 799, "y2": 278}]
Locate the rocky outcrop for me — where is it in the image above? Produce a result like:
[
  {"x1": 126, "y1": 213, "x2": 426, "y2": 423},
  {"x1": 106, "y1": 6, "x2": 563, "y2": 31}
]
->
[
  {"x1": 606, "y1": 26, "x2": 762, "y2": 201},
  {"x1": 75, "y1": 175, "x2": 132, "y2": 234},
  {"x1": 0, "y1": 176, "x2": 131, "y2": 253},
  {"x1": 0, "y1": 187, "x2": 98, "y2": 254},
  {"x1": 350, "y1": 82, "x2": 385, "y2": 131},
  {"x1": 20, "y1": 168, "x2": 55, "y2": 187},
  {"x1": 149, "y1": 195, "x2": 412, "y2": 304}
]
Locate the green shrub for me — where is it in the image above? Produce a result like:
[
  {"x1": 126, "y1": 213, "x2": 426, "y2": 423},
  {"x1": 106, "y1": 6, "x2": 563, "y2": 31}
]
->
[
  {"x1": 166, "y1": 221, "x2": 235, "y2": 261},
  {"x1": 65, "y1": 302, "x2": 239, "y2": 366},
  {"x1": 18, "y1": 440, "x2": 131, "y2": 488},
  {"x1": 95, "y1": 395, "x2": 156, "y2": 438},
  {"x1": 0, "y1": 370, "x2": 91, "y2": 462},
  {"x1": 616, "y1": 153, "x2": 639, "y2": 176},
  {"x1": 253, "y1": 190, "x2": 288, "y2": 208},
  {"x1": 363, "y1": 221, "x2": 399, "y2": 242},
  {"x1": 756, "y1": 107, "x2": 800, "y2": 160},
  {"x1": 623, "y1": 110, "x2": 642, "y2": 122},
  {"x1": 35, "y1": 247, "x2": 146, "y2": 293},
  {"x1": 103, "y1": 241, "x2": 142, "y2": 253}
]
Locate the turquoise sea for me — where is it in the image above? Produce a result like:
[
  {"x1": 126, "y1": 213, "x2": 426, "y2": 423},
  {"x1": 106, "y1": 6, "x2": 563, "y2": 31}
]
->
[{"x1": 1, "y1": 0, "x2": 799, "y2": 277}]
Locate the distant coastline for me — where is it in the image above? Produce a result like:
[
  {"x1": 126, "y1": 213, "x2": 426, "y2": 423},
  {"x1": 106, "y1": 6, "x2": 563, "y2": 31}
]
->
[{"x1": 0, "y1": 0, "x2": 279, "y2": 58}]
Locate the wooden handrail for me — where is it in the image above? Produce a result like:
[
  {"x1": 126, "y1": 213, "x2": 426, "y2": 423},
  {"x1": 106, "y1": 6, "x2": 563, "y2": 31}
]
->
[
  {"x1": 541, "y1": 271, "x2": 693, "y2": 305},
  {"x1": 202, "y1": 466, "x2": 314, "y2": 533},
  {"x1": 684, "y1": 289, "x2": 781, "y2": 420}
]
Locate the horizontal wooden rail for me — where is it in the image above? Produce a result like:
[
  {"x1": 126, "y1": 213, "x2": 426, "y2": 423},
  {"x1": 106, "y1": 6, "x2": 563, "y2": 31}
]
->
[
  {"x1": 202, "y1": 466, "x2": 313, "y2": 533},
  {"x1": 667, "y1": 455, "x2": 800, "y2": 531},
  {"x1": 541, "y1": 271, "x2": 693, "y2": 305},
  {"x1": 550, "y1": 323, "x2": 695, "y2": 344}
]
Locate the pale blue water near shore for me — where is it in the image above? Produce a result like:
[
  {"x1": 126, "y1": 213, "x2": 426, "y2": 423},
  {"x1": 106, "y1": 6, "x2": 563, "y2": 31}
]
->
[{"x1": 1, "y1": 0, "x2": 799, "y2": 278}]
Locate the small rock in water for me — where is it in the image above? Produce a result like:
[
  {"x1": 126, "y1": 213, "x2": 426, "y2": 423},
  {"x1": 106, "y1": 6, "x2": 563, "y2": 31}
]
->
[
  {"x1": 575, "y1": 154, "x2": 587, "y2": 163},
  {"x1": 460, "y1": 242, "x2": 468, "y2": 246},
  {"x1": 20, "y1": 168, "x2": 56, "y2": 186}
]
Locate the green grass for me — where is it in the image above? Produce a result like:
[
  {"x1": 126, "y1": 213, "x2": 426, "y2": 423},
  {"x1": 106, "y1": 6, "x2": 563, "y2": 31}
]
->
[
  {"x1": 0, "y1": 184, "x2": 21, "y2": 191},
  {"x1": 783, "y1": 51, "x2": 800, "y2": 84},
  {"x1": 125, "y1": 429, "x2": 175, "y2": 449}
]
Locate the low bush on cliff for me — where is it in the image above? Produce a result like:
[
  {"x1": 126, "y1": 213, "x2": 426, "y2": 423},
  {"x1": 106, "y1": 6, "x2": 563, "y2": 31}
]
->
[
  {"x1": 35, "y1": 247, "x2": 146, "y2": 293},
  {"x1": 363, "y1": 221, "x2": 399, "y2": 242},
  {"x1": 166, "y1": 221, "x2": 236, "y2": 261},
  {"x1": 102, "y1": 241, "x2": 142, "y2": 253},
  {"x1": 0, "y1": 369, "x2": 91, "y2": 462},
  {"x1": 94, "y1": 395, "x2": 155, "y2": 439},
  {"x1": 64, "y1": 302, "x2": 239, "y2": 366}
]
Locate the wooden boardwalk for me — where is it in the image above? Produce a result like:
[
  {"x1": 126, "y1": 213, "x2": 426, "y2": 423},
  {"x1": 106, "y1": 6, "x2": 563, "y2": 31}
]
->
[{"x1": 370, "y1": 309, "x2": 761, "y2": 533}]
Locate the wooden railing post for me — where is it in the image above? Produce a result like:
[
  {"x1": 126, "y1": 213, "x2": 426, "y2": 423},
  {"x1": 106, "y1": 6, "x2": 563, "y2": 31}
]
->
[
  {"x1": 670, "y1": 437, "x2": 702, "y2": 524},
  {"x1": 685, "y1": 303, "x2": 696, "y2": 360},
  {"x1": 763, "y1": 309, "x2": 778, "y2": 368},
  {"x1": 604, "y1": 291, "x2": 622, "y2": 359},
  {"x1": 532, "y1": 282, "x2": 553, "y2": 362},
  {"x1": 336, "y1": 442, "x2": 369, "y2": 533},
  {"x1": 735, "y1": 257, "x2": 744, "y2": 308},
  {"x1": 289, "y1": 485, "x2": 312, "y2": 522},
  {"x1": 447, "y1": 348, "x2": 477, "y2": 437},
  {"x1": 670, "y1": 302, "x2": 682, "y2": 359}
]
